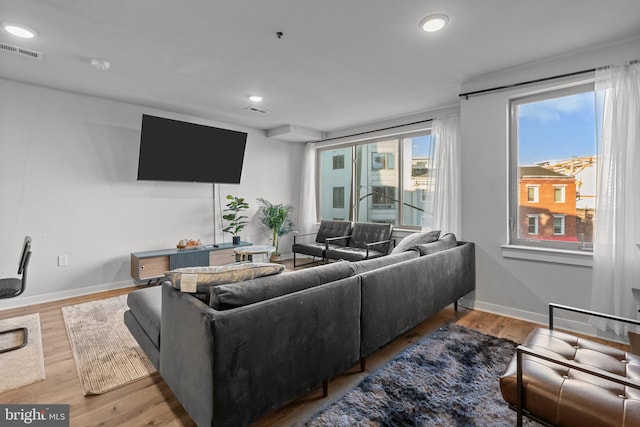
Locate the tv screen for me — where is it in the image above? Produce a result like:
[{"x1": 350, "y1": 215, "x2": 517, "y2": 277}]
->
[{"x1": 137, "y1": 114, "x2": 247, "y2": 184}]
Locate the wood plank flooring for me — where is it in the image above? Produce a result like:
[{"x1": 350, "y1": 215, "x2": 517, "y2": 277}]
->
[{"x1": 0, "y1": 260, "x2": 628, "y2": 426}]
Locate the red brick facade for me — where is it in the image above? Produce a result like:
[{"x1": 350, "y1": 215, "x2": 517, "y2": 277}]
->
[{"x1": 518, "y1": 167, "x2": 578, "y2": 242}]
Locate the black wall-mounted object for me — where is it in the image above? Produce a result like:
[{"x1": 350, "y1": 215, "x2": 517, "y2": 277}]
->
[{"x1": 137, "y1": 114, "x2": 247, "y2": 184}]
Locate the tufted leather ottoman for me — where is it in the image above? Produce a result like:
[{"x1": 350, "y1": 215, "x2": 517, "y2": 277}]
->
[{"x1": 500, "y1": 328, "x2": 640, "y2": 426}]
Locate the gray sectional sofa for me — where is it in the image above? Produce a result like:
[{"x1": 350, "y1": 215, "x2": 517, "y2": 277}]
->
[{"x1": 124, "y1": 235, "x2": 475, "y2": 427}]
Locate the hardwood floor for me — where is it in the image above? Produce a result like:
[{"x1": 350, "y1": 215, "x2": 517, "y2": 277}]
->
[{"x1": 0, "y1": 260, "x2": 628, "y2": 426}]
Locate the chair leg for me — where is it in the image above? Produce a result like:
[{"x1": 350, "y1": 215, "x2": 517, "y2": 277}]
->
[
  {"x1": 293, "y1": 254, "x2": 325, "y2": 268},
  {"x1": 0, "y1": 327, "x2": 28, "y2": 354},
  {"x1": 454, "y1": 300, "x2": 458, "y2": 311},
  {"x1": 322, "y1": 378, "x2": 329, "y2": 397}
]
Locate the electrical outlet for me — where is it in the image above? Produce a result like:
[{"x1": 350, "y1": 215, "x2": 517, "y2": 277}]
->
[{"x1": 58, "y1": 254, "x2": 68, "y2": 267}]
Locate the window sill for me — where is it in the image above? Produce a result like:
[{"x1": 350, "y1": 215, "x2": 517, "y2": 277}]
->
[{"x1": 501, "y1": 244, "x2": 593, "y2": 267}]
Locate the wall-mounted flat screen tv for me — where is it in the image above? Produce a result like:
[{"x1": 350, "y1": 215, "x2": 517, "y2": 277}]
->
[{"x1": 137, "y1": 114, "x2": 247, "y2": 184}]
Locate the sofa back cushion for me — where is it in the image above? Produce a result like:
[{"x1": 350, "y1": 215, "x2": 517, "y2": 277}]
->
[
  {"x1": 391, "y1": 230, "x2": 441, "y2": 254},
  {"x1": 417, "y1": 233, "x2": 457, "y2": 256},
  {"x1": 210, "y1": 261, "x2": 355, "y2": 310},
  {"x1": 349, "y1": 222, "x2": 393, "y2": 251},
  {"x1": 165, "y1": 262, "x2": 285, "y2": 293},
  {"x1": 351, "y1": 250, "x2": 419, "y2": 275},
  {"x1": 315, "y1": 220, "x2": 353, "y2": 246}
]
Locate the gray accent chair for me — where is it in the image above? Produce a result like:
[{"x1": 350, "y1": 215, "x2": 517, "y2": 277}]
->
[
  {"x1": 324, "y1": 222, "x2": 393, "y2": 262},
  {"x1": 291, "y1": 220, "x2": 353, "y2": 267}
]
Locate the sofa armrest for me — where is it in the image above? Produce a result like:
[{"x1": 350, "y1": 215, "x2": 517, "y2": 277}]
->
[{"x1": 160, "y1": 283, "x2": 216, "y2": 427}]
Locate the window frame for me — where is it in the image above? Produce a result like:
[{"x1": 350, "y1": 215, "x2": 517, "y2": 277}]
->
[
  {"x1": 332, "y1": 155, "x2": 345, "y2": 170},
  {"x1": 508, "y1": 82, "x2": 597, "y2": 251},
  {"x1": 553, "y1": 185, "x2": 566, "y2": 203},
  {"x1": 527, "y1": 185, "x2": 539, "y2": 203},
  {"x1": 553, "y1": 215, "x2": 566, "y2": 235},
  {"x1": 316, "y1": 129, "x2": 432, "y2": 229},
  {"x1": 527, "y1": 215, "x2": 539, "y2": 235}
]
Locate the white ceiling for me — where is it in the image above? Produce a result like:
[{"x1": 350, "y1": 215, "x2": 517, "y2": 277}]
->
[{"x1": 2, "y1": 0, "x2": 640, "y2": 137}]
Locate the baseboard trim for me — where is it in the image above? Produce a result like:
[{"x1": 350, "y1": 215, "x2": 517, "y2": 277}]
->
[
  {"x1": 460, "y1": 297, "x2": 629, "y2": 345},
  {"x1": 0, "y1": 279, "x2": 136, "y2": 310}
]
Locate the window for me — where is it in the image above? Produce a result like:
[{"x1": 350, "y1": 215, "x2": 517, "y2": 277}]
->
[
  {"x1": 371, "y1": 186, "x2": 396, "y2": 208},
  {"x1": 527, "y1": 215, "x2": 538, "y2": 235},
  {"x1": 553, "y1": 215, "x2": 565, "y2": 235},
  {"x1": 332, "y1": 187, "x2": 345, "y2": 208},
  {"x1": 510, "y1": 83, "x2": 600, "y2": 250},
  {"x1": 553, "y1": 185, "x2": 565, "y2": 203},
  {"x1": 333, "y1": 155, "x2": 344, "y2": 170},
  {"x1": 527, "y1": 186, "x2": 539, "y2": 203},
  {"x1": 317, "y1": 131, "x2": 433, "y2": 229},
  {"x1": 371, "y1": 152, "x2": 395, "y2": 170}
]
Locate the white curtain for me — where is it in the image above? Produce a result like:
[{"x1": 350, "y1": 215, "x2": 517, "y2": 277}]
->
[
  {"x1": 298, "y1": 142, "x2": 317, "y2": 235},
  {"x1": 590, "y1": 62, "x2": 640, "y2": 334},
  {"x1": 431, "y1": 115, "x2": 462, "y2": 236}
]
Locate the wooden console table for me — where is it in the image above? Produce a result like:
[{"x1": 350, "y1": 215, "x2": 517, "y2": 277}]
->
[{"x1": 131, "y1": 241, "x2": 252, "y2": 282}]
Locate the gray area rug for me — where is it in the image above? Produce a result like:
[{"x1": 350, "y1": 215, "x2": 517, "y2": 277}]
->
[
  {"x1": 306, "y1": 324, "x2": 539, "y2": 426},
  {"x1": 62, "y1": 295, "x2": 155, "y2": 395}
]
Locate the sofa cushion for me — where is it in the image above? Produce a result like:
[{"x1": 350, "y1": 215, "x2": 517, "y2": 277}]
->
[
  {"x1": 210, "y1": 261, "x2": 355, "y2": 310},
  {"x1": 351, "y1": 250, "x2": 419, "y2": 275},
  {"x1": 315, "y1": 220, "x2": 352, "y2": 246},
  {"x1": 126, "y1": 286, "x2": 162, "y2": 348},
  {"x1": 391, "y1": 230, "x2": 441, "y2": 254},
  {"x1": 417, "y1": 233, "x2": 457, "y2": 256},
  {"x1": 165, "y1": 262, "x2": 285, "y2": 293}
]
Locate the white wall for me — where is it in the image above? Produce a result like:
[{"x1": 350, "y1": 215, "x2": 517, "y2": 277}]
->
[
  {"x1": 0, "y1": 78, "x2": 304, "y2": 308},
  {"x1": 459, "y1": 37, "x2": 640, "y2": 328}
]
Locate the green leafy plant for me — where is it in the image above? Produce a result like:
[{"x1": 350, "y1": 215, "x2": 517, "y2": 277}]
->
[
  {"x1": 222, "y1": 195, "x2": 249, "y2": 237},
  {"x1": 256, "y1": 198, "x2": 295, "y2": 256}
]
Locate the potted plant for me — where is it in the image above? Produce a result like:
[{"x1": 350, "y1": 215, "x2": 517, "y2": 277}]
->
[
  {"x1": 222, "y1": 195, "x2": 249, "y2": 245},
  {"x1": 256, "y1": 198, "x2": 295, "y2": 261}
]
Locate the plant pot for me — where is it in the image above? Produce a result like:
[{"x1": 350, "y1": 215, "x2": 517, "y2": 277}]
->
[
  {"x1": 270, "y1": 253, "x2": 281, "y2": 263},
  {"x1": 232, "y1": 236, "x2": 240, "y2": 245}
]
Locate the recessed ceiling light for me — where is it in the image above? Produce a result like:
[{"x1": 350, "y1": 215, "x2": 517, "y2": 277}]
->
[
  {"x1": 90, "y1": 58, "x2": 111, "y2": 71},
  {"x1": 2, "y1": 22, "x2": 38, "y2": 39},
  {"x1": 419, "y1": 14, "x2": 449, "y2": 32},
  {"x1": 248, "y1": 95, "x2": 263, "y2": 102}
]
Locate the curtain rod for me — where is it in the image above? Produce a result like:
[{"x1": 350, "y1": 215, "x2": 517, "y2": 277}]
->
[
  {"x1": 458, "y1": 68, "x2": 596, "y2": 99},
  {"x1": 316, "y1": 118, "x2": 433, "y2": 143},
  {"x1": 459, "y1": 59, "x2": 640, "y2": 99}
]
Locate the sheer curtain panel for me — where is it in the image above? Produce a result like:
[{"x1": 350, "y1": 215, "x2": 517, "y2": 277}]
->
[
  {"x1": 590, "y1": 62, "x2": 640, "y2": 334},
  {"x1": 431, "y1": 115, "x2": 462, "y2": 236},
  {"x1": 298, "y1": 142, "x2": 318, "y2": 235}
]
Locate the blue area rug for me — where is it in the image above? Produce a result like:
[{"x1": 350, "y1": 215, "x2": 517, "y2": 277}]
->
[{"x1": 305, "y1": 323, "x2": 539, "y2": 426}]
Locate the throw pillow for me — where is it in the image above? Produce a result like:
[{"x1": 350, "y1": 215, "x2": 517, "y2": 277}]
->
[
  {"x1": 391, "y1": 230, "x2": 441, "y2": 254},
  {"x1": 417, "y1": 233, "x2": 457, "y2": 256},
  {"x1": 165, "y1": 262, "x2": 285, "y2": 293}
]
